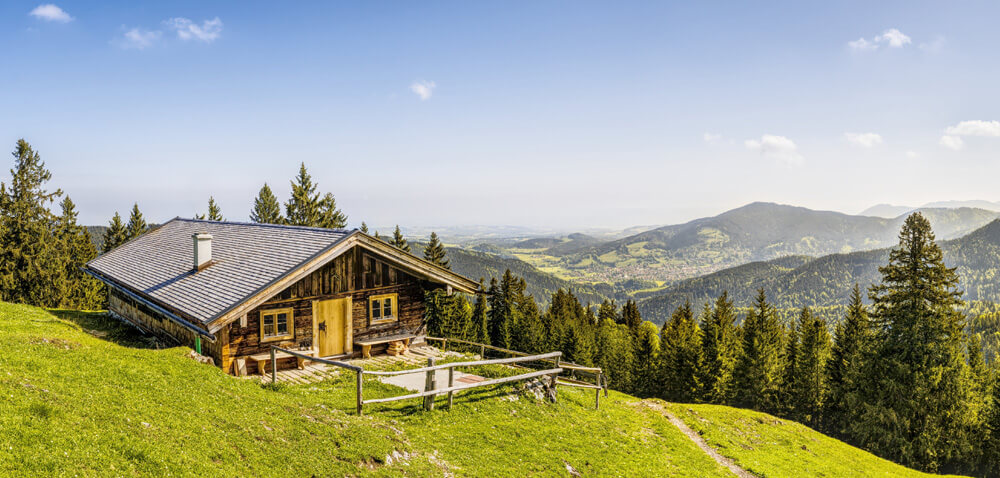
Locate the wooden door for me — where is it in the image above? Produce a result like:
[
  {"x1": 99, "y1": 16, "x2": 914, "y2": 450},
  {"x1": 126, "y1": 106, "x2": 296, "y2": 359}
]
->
[{"x1": 315, "y1": 297, "x2": 351, "y2": 357}]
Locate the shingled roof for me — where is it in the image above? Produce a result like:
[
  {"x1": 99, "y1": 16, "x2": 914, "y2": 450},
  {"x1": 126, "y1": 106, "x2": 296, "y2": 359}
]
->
[{"x1": 86, "y1": 218, "x2": 353, "y2": 326}]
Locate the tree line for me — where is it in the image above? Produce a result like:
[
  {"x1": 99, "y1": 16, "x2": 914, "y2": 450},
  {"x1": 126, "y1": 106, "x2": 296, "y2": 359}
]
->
[{"x1": 425, "y1": 213, "x2": 1000, "y2": 476}]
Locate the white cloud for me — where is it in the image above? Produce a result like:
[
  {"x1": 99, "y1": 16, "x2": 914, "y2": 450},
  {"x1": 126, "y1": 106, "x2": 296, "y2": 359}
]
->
[
  {"x1": 848, "y1": 28, "x2": 912, "y2": 51},
  {"x1": 165, "y1": 17, "x2": 223, "y2": 43},
  {"x1": 410, "y1": 80, "x2": 436, "y2": 100},
  {"x1": 875, "y1": 28, "x2": 911, "y2": 48},
  {"x1": 119, "y1": 28, "x2": 161, "y2": 50},
  {"x1": 945, "y1": 120, "x2": 1000, "y2": 137},
  {"x1": 848, "y1": 38, "x2": 876, "y2": 51},
  {"x1": 703, "y1": 132, "x2": 721, "y2": 143},
  {"x1": 845, "y1": 132, "x2": 883, "y2": 148},
  {"x1": 745, "y1": 134, "x2": 802, "y2": 165},
  {"x1": 29, "y1": 4, "x2": 72, "y2": 23},
  {"x1": 939, "y1": 135, "x2": 964, "y2": 151}
]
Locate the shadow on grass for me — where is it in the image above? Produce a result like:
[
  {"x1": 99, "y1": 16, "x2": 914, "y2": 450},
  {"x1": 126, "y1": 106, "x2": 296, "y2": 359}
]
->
[{"x1": 47, "y1": 309, "x2": 164, "y2": 349}]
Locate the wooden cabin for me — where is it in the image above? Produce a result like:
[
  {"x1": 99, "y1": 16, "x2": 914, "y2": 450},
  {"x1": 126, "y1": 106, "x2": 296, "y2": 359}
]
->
[{"x1": 85, "y1": 218, "x2": 478, "y2": 375}]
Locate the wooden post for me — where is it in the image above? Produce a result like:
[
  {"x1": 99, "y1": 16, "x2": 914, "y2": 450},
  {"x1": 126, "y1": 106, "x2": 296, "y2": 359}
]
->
[
  {"x1": 270, "y1": 347, "x2": 277, "y2": 384},
  {"x1": 447, "y1": 367, "x2": 455, "y2": 410},
  {"x1": 423, "y1": 357, "x2": 437, "y2": 411},
  {"x1": 442, "y1": 338, "x2": 447, "y2": 353},
  {"x1": 479, "y1": 344, "x2": 485, "y2": 359},
  {"x1": 595, "y1": 371, "x2": 602, "y2": 410},
  {"x1": 551, "y1": 356, "x2": 561, "y2": 403},
  {"x1": 356, "y1": 370, "x2": 364, "y2": 415}
]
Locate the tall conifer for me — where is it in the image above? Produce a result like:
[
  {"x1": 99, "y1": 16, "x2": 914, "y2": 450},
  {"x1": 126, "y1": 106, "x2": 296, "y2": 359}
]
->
[
  {"x1": 825, "y1": 284, "x2": 872, "y2": 436},
  {"x1": 250, "y1": 183, "x2": 284, "y2": 224},
  {"x1": 661, "y1": 301, "x2": 703, "y2": 402},
  {"x1": 54, "y1": 197, "x2": 102, "y2": 309},
  {"x1": 102, "y1": 212, "x2": 127, "y2": 253},
  {"x1": 125, "y1": 203, "x2": 147, "y2": 240},
  {"x1": 285, "y1": 163, "x2": 321, "y2": 227},
  {"x1": 423, "y1": 232, "x2": 449, "y2": 269},
  {"x1": 699, "y1": 292, "x2": 741, "y2": 404},
  {"x1": 734, "y1": 288, "x2": 786, "y2": 412},
  {"x1": 852, "y1": 213, "x2": 977, "y2": 472},
  {"x1": 790, "y1": 307, "x2": 831, "y2": 426},
  {"x1": 317, "y1": 192, "x2": 347, "y2": 229},
  {"x1": 390, "y1": 225, "x2": 411, "y2": 252}
]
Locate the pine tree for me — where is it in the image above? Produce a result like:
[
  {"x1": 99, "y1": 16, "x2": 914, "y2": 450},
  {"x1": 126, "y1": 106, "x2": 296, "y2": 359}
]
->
[
  {"x1": 631, "y1": 321, "x2": 661, "y2": 398},
  {"x1": 317, "y1": 192, "x2": 347, "y2": 229},
  {"x1": 595, "y1": 313, "x2": 635, "y2": 393},
  {"x1": 360, "y1": 222, "x2": 369, "y2": 234},
  {"x1": 54, "y1": 197, "x2": 102, "y2": 309},
  {"x1": 699, "y1": 291, "x2": 741, "y2": 404},
  {"x1": 984, "y1": 367, "x2": 1000, "y2": 476},
  {"x1": 390, "y1": 225, "x2": 411, "y2": 252},
  {"x1": 782, "y1": 309, "x2": 801, "y2": 415},
  {"x1": 285, "y1": 163, "x2": 321, "y2": 227},
  {"x1": 661, "y1": 301, "x2": 703, "y2": 402},
  {"x1": 852, "y1": 212, "x2": 978, "y2": 472},
  {"x1": 790, "y1": 307, "x2": 831, "y2": 426},
  {"x1": 734, "y1": 288, "x2": 786, "y2": 413},
  {"x1": 206, "y1": 197, "x2": 224, "y2": 221},
  {"x1": 102, "y1": 212, "x2": 127, "y2": 253},
  {"x1": 466, "y1": 281, "x2": 490, "y2": 345},
  {"x1": 125, "y1": 203, "x2": 147, "y2": 240},
  {"x1": 423, "y1": 232, "x2": 449, "y2": 269},
  {"x1": 0, "y1": 139, "x2": 63, "y2": 307},
  {"x1": 250, "y1": 183, "x2": 284, "y2": 224},
  {"x1": 425, "y1": 290, "x2": 471, "y2": 340},
  {"x1": 487, "y1": 276, "x2": 511, "y2": 349},
  {"x1": 825, "y1": 284, "x2": 873, "y2": 436},
  {"x1": 621, "y1": 300, "x2": 642, "y2": 329}
]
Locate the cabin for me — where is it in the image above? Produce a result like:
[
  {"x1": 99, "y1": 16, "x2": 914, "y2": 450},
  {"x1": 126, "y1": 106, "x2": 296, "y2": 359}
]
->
[{"x1": 84, "y1": 218, "x2": 478, "y2": 375}]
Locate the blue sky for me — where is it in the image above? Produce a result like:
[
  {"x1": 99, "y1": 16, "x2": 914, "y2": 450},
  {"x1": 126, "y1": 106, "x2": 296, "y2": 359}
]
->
[{"x1": 2, "y1": 1, "x2": 999, "y2": 230}]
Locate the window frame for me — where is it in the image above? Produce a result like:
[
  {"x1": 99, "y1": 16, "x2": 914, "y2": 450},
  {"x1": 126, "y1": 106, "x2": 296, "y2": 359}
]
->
[
  {"x1": 260, "y1": 307, "x2": 295, "y2": 343},
  {"x1": 369, "y1": 293, "x2": 399, "y2": 325}
]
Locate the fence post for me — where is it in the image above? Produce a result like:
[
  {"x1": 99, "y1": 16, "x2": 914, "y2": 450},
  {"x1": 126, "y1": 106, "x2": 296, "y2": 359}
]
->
[
  {"x1": 447, "y1": 367, "x2": 455, "y2": 410},
  {"x1": 356, "y1": 370, "x2": 364, "y2": 415},
  {"x1": 270, "y1": 347, "x2": 277, "y2": 383},
  {"x1": 595, "y1": 371, "x2": 602, "y2": 410},
  {"x1": 442, "y1": 339, "x2": 447, "y2": 353},
  {"x1": 479, "y1": 344, "x2": 485, "y2": 359},
  {"x1": 550, "y1": 355, "x2": 561, "y2": 403},
  {"x1": 423, "y1": 357, "x2": 437, "y2": 411}
]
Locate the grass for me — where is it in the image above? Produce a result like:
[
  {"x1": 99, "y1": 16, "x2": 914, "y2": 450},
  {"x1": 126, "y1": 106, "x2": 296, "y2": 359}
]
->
[
  {"x1": 0, "y1": 303, "x2": 728, "y2": 477},
  {"x1": 667, "y1": 403, "x2": 964, "y2": 478},
  {"x1": 0, "y1": 302, "x2": 963, "y2": 477}
]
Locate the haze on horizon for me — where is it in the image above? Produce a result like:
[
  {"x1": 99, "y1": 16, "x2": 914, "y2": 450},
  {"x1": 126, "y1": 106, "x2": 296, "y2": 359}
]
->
[{"x1": 3, "y1": 1, "x2": 999, "y2": 229}]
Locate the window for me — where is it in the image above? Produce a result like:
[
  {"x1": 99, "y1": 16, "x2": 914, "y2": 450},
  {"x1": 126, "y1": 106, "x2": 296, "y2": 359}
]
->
[
  {"x1": 260, "y1": 308, "x2": 294, "y2": 342},
  {"x1": 369, "y1": 293, "x2": 398, "y2": 325}
]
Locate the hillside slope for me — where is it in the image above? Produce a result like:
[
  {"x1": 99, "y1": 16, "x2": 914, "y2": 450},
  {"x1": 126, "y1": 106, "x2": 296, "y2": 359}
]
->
[
  {"x1": 511, "y1": 203, "x2": 999, "y2": 285},
  {"x1": 0, "y1": 303, "x2": 952, "y2": 477},
  {"x1": 638, "y1": 219, "x2": 1000, "y2": 324}
]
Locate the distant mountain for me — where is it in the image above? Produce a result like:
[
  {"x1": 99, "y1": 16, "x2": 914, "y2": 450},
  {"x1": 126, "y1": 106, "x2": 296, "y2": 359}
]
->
[
  {"x1": 513, "y1": 233, "x2": 603, "y2": 255},
  {"x1": 637, "y1": 219, "x2": 1000, "y2": 324},
  {"x1": 861, "y1": 200, "x2": 1000, "y2": 218},
  {"x1": 556, "y1": 202, "x2": 1000, "y2": 284},
  {"x1": 858, "y1": 204, "x2": 914, "y2": 218}
]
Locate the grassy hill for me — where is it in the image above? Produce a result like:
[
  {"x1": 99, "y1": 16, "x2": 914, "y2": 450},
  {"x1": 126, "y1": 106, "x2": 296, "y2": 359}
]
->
[
  {"x1": 506, "y1": 203, "x2": 1000, "y2": 286},
  {"x1": 0, "y1": 302, "x2": 955, "y2": 477},
  {"x1": 637, "y1": 219, "x2": 1000, "y2": 325}
]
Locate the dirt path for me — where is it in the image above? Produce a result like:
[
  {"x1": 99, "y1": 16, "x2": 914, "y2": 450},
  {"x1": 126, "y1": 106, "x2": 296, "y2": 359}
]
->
[{"x1": 639, "y1": 401, "x2": 757, "y2": 478}]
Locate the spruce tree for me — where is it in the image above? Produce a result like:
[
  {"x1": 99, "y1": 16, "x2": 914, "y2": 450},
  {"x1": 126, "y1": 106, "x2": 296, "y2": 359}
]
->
[
  {"x1": 486, "y1": 276, "x2": 511, "y2": 349},
  {"x1": 825, "y1": 284, "x2": 872, "y2": 436},
  {"x1": 631, "y1": 321, "x2": 661, "y2": 398},
  {"x1": 54, "y1": 197, "x2": 102, "y2": 309},
  {"x1": 466, "y1": 281, "x2": 490, "y2": 345},
  {"x1": 102, "y1": 212, "x2": 127, "y2": 253},
  {"x1": 790, "y1": 307, "x2": 831, "y2": 426},
  {"x1": 661, "y1": 301, "x2": 703, "y2": 402},
  {"x1": 250, "y1": 183, "x2": 284, "y2": 224},
  {"x1": 125, "y1": 203, "x2": 147, "y2": 240},
  {"x1": 360, "y1": 222, "x2": 369, "y2": 234},
  {"x1": 206, "y1": 197, "x2": 224, "y2": 221},
  {"x1": 852, "y1": 212, "x2": 977, "y2": 472},
  {"x1": 0, "y1": 139, "x2": 63, "y2": 307},
  {"x1": 317, "y1": 192, "x2": 347, "y2": 229},
  {"x1": 782, "y1": 308, "x2": 801, "y2": 415},
  {"x1": 984, "y1": 368, "x2": 1000, "y2": 476},
  {"x1": 621, "y1": 300, "x2": 642, "y2": 329},
  {"x1": 285, "y1": 163, "x2": 321, "y2": 227},
  {"x1": 390, "y1": 225, "x2": 411, "y2": 252},
  {"x1": 699, "y1": 291, "x2": 741, "y2": 404},
  {"x1": 595, "y1": 313, "x2": 635, "y2": 393},
  {"x1": 734, "y1": 288, "x2": 786, "y2": 413},
  {"x1": 423, "y1": 232, "x2": 449, "y2": 269}
]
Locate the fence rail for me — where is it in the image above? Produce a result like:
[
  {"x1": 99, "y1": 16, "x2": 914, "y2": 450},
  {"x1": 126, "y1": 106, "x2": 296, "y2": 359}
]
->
[
  {"x1": 269, "y1": 345, "x2": 576, "y2": 414},
  {"x1": 424, "y1": 336, "x2": 609, "y2": 407}
]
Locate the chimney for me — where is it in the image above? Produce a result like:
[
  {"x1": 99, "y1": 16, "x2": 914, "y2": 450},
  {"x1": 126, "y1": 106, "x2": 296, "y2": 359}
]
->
[{"x1": 193, "y1": 233, "x2": 213, "y2": 271}]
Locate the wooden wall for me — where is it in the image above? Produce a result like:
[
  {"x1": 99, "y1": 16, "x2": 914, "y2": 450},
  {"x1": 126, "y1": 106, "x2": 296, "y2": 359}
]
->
[{"x1": 226, "y1": 245, "x2": 435, "y2": 374}]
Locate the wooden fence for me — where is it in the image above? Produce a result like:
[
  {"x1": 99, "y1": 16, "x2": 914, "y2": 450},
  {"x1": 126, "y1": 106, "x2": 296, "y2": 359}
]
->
[
  {"x1": 269, "y1": 346, "x2": 565, "y2": 415},
  {"x1": 424, "y1": 336, "x2": 609, "y2": 409}
]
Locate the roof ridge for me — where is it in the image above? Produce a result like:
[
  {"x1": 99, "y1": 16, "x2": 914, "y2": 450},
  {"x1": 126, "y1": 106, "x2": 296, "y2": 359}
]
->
[{"x1": 173, "y1": 217, "x2": 356, "y2": 234}]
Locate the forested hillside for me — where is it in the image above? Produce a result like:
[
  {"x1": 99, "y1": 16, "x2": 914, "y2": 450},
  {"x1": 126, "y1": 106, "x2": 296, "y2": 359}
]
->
[{"x1": 638, "y1": 219, "x2": 1000, "y2": 323}]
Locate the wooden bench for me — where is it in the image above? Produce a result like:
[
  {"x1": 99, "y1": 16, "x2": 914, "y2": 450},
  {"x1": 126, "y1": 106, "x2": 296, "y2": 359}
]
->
[
  {"x1": 354, "y1": 334, "x2": 416, "y2": 358},
  {"x1": 249, "y1": 348, "x2": 318, "y2": 375}
]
